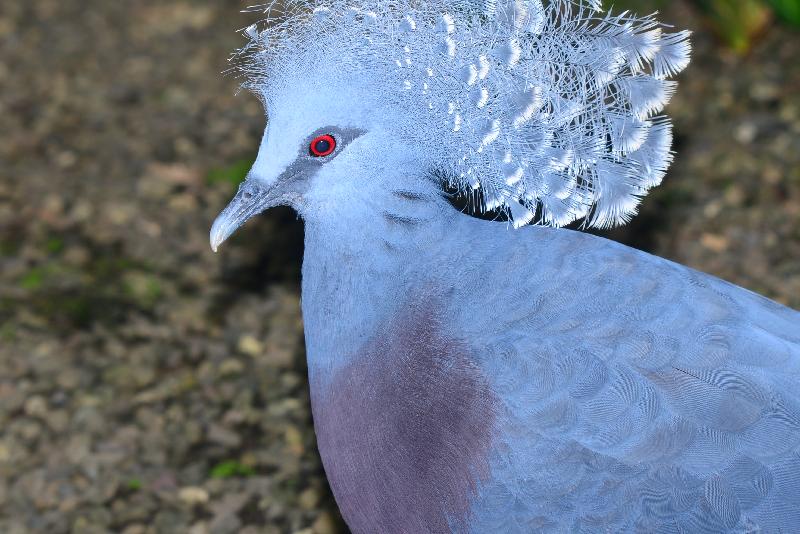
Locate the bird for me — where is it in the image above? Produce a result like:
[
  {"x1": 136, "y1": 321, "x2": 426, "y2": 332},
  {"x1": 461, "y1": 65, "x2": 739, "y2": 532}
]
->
[{"x1": 209, "y1": 0, "x2": 800, "y2": 531}]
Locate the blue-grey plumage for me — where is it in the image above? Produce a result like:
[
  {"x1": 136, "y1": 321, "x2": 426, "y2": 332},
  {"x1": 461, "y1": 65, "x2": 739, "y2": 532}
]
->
[
  {"x1": 296, "y1": 179, "x2": 800, "y2": 533},
  {"x1": 209, "y1": 0, "x2": 800, "y2": 532}
]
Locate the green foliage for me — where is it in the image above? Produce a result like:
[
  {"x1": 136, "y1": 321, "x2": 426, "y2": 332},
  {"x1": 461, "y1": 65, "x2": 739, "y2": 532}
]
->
[
  {"x1": 206, "y1": 159, "x2": 254, "y2": 189},
  {"x1": 20, "y1": 268, "x2": 46, "y2": 290},
  {"x1": 126, "y1": 478, "x2": 143, "y2": 491},
  {"x1": 0, "y1": 239, "x2": 18, "y2": 257},
  {"x1": 0, "y1": 322, "x2": 15, "y2": 343},
  {"x1": 769, "y1": 0, "x2": 800, "y2": 25},
  {"x1": 8, "y1": 238, "x2": 164, "y2": 331},
  {"x1": 45, "y1": 237, "x2": 64, "y2": 254},
  {"x1": 695, "y1": 0, "x2": 772, "y2": 53},
  {"x1": 122, "y1": 271, "x2": 163, "y2": 309},
  {"x1": 210, "y1": 459, "x2": 256, "y2": 479}
]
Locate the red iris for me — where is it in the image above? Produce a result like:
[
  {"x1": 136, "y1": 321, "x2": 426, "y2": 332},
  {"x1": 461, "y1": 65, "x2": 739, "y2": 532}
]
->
[{"x1": 309, "y1": 134, "x2": 336, "y2": 157}]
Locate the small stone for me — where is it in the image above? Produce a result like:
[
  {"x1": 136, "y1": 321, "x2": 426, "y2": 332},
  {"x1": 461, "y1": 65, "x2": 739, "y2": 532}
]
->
[
  {"x1": 209, "y1": 514, "x2": 242, "y2": 534},
  {"x1": 219, "y1": 358, "x2": 244, "y2": 376},
  {"x1": 751, "y1": 82, "x2": 778, "y2": 102},
  {"x1": 267, "y1": 398, "x2": 302, "y2": 418},
  {"x1": 700, "y1": 233, "x2": 729, "y2": 253},
  {"x1": 723, "y1": 186, "x2": 745, "y2": 206},
  {"x1": 66, "y1": 434, "x2": 92, "y2": 464},
  {"x1": 16, "y1": 419, "x2": 42, "y2": 442},
  {"x1": 63, "y1": 245, "x2": 91, "y2": 266},
  {"x1": 280, "y1": 373, "x2": 302, "y2": 390},
  {"x1": 264, "y1": 340, "x2": 295, "y2": 368},
  {"x1": 284, "y1": 425, "x2": 305, "y2": 457},
  {"x1": 237, "y1": 335, "x2": 263, "y2": 357},
  {"x1": 45, "y1": 409, "x2": 70, "y2": 432},
  {"x1": 207, "y1": 423, "x2": 241, "y2": 449},
  {"x1": 168, "y1": 193, "x2": 199, "y2": 212},
  {"x1": 311, "y1": 512, "x2": 339, "y2": 534},
  {"x1": 41, "y1": 195, "x2": 65, "y2": 219},
  {"x1": 71, "y1": 200, "x2": 94, "y2": 222},
  {"x1": 179, "y1": 486, "x2": 210, "y2": 505},
  {"x1": 154, "y1": 509, "x2": 190, "y2": 532},
  {"x1": 59, "y1": 495, "x2": 80, "y2": 513},
  {"x1": 702, "y1": 199, "x2": 723, "y2": 219},
  {"x1": 106, "y1": 202, "x2": 136, "y2": 225},
  {"x1": 734, "y1": 122, "x2": 757, "y2": 144},
  {"x1": 298, "y1": 487, "x2": 320, "y2": 510},
  {"x1": 209, "y1": 493, "x2": 249, "y2": 534},
  {"x1": 762, "y1": 166, "x2": 781, "y2": 185},
  {"x1": 57, "y1": 150, "x2": 78, "y2": 169},
  {"x1": 23, "y1": 395, "x2": 48, "y2": 418}
]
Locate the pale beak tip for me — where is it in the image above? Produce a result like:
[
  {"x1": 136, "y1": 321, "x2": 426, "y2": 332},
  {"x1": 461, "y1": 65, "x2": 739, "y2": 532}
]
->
[
  {"x1": 209, "y1": 176, "x2": 277, "y2": 254},
  {"x1": 209, "y1": 219, "x2": 228, "y2": 253}
]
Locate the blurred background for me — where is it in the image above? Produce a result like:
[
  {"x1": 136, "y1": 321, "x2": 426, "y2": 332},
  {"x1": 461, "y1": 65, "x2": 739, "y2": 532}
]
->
[{"x1": 0, "y1": 1, "x2": 798, "y2": 533}]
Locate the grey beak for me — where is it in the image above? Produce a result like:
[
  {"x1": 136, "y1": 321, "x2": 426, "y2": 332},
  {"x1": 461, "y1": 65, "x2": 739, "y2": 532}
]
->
[{"x1": 210, "y1": 177, "x2": 280, "y2": 252}]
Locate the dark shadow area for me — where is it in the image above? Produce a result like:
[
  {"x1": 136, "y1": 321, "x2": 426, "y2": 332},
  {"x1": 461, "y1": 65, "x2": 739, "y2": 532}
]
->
[{"x1": 212, "y1": 207, "x2": 305, "y2": 308}]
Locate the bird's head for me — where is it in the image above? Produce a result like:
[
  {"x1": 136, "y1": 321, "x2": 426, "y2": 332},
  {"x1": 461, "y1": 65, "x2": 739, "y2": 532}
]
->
[
  {"x1": 209, "y1": 68, "x2": 411, "y2": 251},
  {"x1": 211, "y1": 0, "x2": 691, "y2": 251}
]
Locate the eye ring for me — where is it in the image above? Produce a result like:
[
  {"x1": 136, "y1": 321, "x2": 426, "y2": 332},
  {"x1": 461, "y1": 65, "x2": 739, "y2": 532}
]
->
[{"x1": 309, "y1": 134, "x2": 336, "y2": 157}]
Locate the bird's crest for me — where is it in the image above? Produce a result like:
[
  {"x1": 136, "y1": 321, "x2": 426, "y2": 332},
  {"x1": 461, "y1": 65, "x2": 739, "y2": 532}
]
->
[{"x1": 234, "y1": 0, "x2": 691, "y2": 228}]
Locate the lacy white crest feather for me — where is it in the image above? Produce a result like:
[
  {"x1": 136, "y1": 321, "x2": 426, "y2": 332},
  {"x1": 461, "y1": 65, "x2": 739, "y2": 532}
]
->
[{"x1": 234, "y1": 0, "x2": 691, "y2": 228}]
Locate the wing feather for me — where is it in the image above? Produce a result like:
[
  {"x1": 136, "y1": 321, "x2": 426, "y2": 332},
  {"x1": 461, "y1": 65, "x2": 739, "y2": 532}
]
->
[{"x1": 454, "y1": 224, "x2": 800, "y2": 531}]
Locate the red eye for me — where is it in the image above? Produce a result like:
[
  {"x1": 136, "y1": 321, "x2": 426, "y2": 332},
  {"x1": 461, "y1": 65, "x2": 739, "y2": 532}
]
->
[{"x1": 309, "y1": 134, "x2": 336, "y2": 157}]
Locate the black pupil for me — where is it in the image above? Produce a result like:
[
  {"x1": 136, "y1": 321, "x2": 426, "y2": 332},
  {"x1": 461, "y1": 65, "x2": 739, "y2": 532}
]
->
[{"x1": 314, "y1": 138, "x2": 331, "y2": 154}]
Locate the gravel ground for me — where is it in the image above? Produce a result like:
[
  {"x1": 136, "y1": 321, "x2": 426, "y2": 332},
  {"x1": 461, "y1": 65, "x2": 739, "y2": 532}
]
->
[{"x1": 0, "y1": 1, "x2": 797, "y2": 533}]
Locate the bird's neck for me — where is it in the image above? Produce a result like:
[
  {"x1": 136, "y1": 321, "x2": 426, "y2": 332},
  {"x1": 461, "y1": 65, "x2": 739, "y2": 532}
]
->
[
  {"x1": 299, "y1": 185, "x2": 504, "y2": 534},
  {"x1": 300, "y1": 178, "x2": 455, "y2": 377}
]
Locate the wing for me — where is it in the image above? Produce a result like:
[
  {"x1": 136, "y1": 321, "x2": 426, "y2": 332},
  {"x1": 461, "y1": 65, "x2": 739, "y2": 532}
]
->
[{"x1": 450, "y1": 223, "x2": 800, "y2": 532}]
